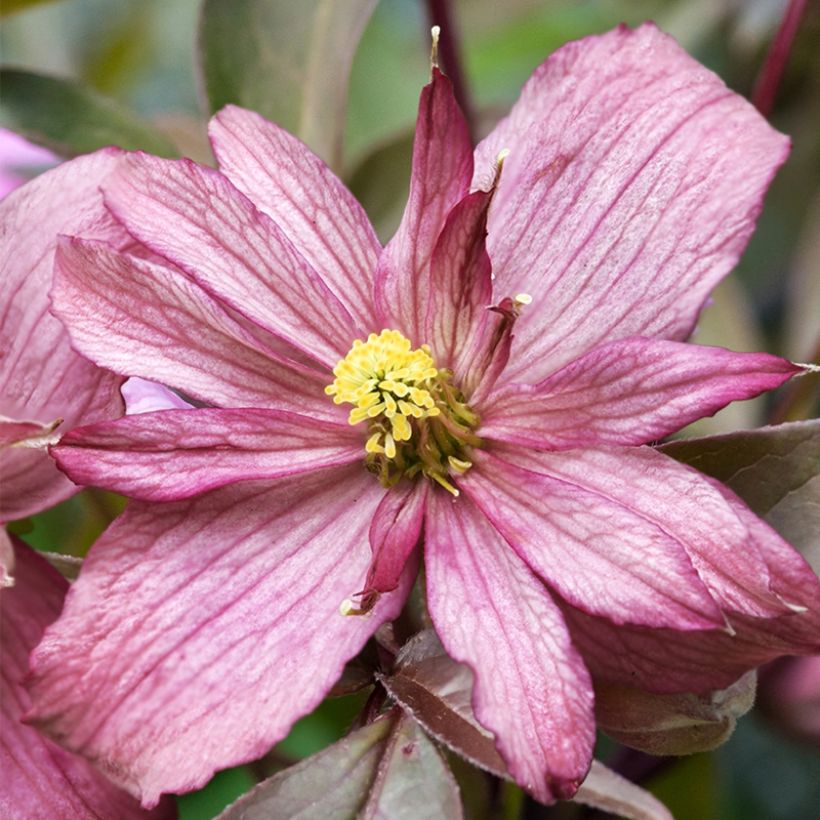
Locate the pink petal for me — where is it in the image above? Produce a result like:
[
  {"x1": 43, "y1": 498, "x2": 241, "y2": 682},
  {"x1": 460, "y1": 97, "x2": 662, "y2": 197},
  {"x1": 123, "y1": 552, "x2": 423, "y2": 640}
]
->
[
  {"x1": 563, "y1": 598, "x2": 819, "y2": 695},
  {"x1": 365, "y1": 479, "x2": 428, "y2": 595},
  {"x1": 27, "y1": 467, "x2": 413, "y2": 807},
  {"x1": 425, "y1": 189, "x2": 493, "y2": 379},
  {"x1": 474, "y1": 24, "x2": 789, "y2": 382},
  {"x1": 709, "y1": 478, "x2": 820, "y2": 642},
  {"x1": 460, "y1": 451, "x2": 724, "y2": 629},
  {"x1": 375, "y1": 68, "x2": 473, "y2": 342},
  {"x1": 1, "y1": 527, "x2": 14, "y2": 587},
  {"x1": 561, "y1": 490, "x2": 820, "y2": 695},
  {"x1": 53, "y1": 237, "x2": 337, "y2": 418},
  {"x1": 0, "y1": 417, "x2": 58, "y2": 446},
  {"x1": 425, "y1": 490, "x2": 594, "y2": 803},
  {"x1": 2, "y1": 539, "x2": 171, "y2": 818},
  {"x1": 101, "y1": 153, "x2": 357, "y2": 367},
  {"x1": 498, "y1": 446, "x2": 793, "y2": 619},
  {"x1": 52, "y1": 408, "x2": 363, "y2": 501},
  {"x1": 422, "y1": 189, "x2": 519, "y2": 403},
  {"x1": 480, "y1": 338, "x2": 799, "y2": 448},
  {"x1": 121, "y1": 378, "x2": 193, "y2": 415},
  {"x1": 210, "y1": 106, "x2": 381, "y2": 330},
  {"x1": 0, "y1": 128, "x2": 56, "y2": 197},
  {"x1": 0, "y1": 150, "x2": 124, "y2": 520}
]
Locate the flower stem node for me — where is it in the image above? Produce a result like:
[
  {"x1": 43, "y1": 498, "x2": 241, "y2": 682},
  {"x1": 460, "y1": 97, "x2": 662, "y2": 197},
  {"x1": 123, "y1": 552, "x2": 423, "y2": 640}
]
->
[{"x1": 326, "y1": 329, "x2": 480, "y2": 495}]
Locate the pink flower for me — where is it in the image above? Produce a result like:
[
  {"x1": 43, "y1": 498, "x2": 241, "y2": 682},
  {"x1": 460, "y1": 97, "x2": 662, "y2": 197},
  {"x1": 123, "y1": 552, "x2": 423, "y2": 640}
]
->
[
  {"x1": 0, "y1": 128, "x2": 56, "y2": 200},
  {"x1": 27, "y1": 24, "x2": 820, "y2": 806},
  {"x1": 0, "y1": 151, "x2": 124, "y2": 521},
  {"x1": 0, "y1": 152, "x2": 167, "y2": 816},
  {"x1": 0, "y1": 535, "x2": 174, "y2": 817}
]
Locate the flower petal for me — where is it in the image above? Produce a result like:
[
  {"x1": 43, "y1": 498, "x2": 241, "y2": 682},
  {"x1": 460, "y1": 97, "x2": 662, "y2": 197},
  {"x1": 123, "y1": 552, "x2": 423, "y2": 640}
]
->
[
  {"x1": 102, "y1": 153, "x2": 357, "y2": 366},
  {"x1": 365, "y1": 479, "x2": 428, "y2": 595},
  {"x1": 27, "y1": 468, "x2": 413, "y2": 807},
  {"x1": 480, "y1": 338, "x2": 799, "y2": 448},
  {"x1": 0, "y1": 527, "x2": 13, "y2": 587},
  {"x1": 375, "y1": 68, "x2": 473, "y2": 343},
  {"x1": 561, "y1": 493, "x2": 820, "y2": 693},
  {"x1": 0, "y1": 150, "x2": 124, "y2": 520},
  {"x1": 210, "y1": 105, "x2": 381, "y2": 329},
  {"x1": 474, "y1": 24, "x2": 789, "y2": 381},
  {"x1": 52, "y1": 408, "x2": 363, "y2": 501},
  {"x1": 499, "y1": 445, "x2": 806, "y2": 619},
  {"x1": 2, "y1": 539, "x2": 171, "y2": 818},
  {"x1": 423, "y1": 188, "x2": 518, "y2": 403},
  {"x1": 460, "y1": 450, "x2": 724, "y2": 629},
  {"x1": 121, "y1": 378, "x2": 193, "y2": 415},
  {"x1": 425, "y1": 189, "x2": 493, "y2": 374},
  {"x1": 52, "y1": 236, "x2": 336, "y2": 417},
  {"x1": 425, "y1": 490, "x2": 594, "y2": 803},
  {"x1": 563, "y1": 597, "x2": 820, "y2": 695}
]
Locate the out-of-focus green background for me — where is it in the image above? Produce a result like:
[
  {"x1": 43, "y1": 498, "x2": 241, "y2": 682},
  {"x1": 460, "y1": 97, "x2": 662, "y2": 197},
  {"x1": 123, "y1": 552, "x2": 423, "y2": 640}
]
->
[{"x1": 2, "y1": 1, "x2": 819, "y2": 817}]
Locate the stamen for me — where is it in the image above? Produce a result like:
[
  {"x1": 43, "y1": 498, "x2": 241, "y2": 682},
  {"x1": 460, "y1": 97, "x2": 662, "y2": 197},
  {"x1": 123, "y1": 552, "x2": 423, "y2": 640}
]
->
[
  {"x1": 327, "y1": 328, "x2": 480, "y2": 494},
  {"x1": 430, "y1": 25, "x2": 441, "y2": 71}
]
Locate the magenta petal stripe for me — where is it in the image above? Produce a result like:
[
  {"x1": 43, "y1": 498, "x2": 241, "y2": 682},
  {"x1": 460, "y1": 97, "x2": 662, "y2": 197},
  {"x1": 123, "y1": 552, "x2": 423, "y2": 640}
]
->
[
  {"x1": 460, "y1": 451, "x2": 725, "y2": 630},
  {"x1": 425, "y1": 490, "x2": 595, "y2": 803},
  {"x1": 480, "y1": 337, "x2": 799, "y2": 448},
  {"x1": 53, "y1": 237, "x2": 336, "y2": 417},
  {"x1": 52, "y1": 408, "x2": 364, "y2": 501},
  {"x1": 374, "y1": 67, "x2": 473, "y2": 342},
  {"x1": 2, "y1": 540, "x2": 172, "y2": 818},
  {"x1": 210, "y1": 106, "x2": 382, "y2": 330},
  {"x1": 27, "y1": 467, "x2": 413, "y2": 807},
  {"x1": 102, "y1": 153, "x2": 358, "y2": 367},
  {"x1": 473, "y1": 24, "x2": 789, "y2": 382}
]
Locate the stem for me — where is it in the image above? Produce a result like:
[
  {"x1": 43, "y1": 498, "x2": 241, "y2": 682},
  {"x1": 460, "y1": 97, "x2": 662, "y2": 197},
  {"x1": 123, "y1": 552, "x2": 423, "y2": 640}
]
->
[
  {"x1": 752, "y1": 0, "x2": 808, "y2": 116},
  {"x1": 424, "y1": 0, "x2": 476, "y2": 141}
]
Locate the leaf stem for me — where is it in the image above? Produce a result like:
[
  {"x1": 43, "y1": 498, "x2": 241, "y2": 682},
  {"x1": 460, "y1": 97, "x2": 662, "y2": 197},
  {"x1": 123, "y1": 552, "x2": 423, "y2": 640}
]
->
[{"x1": 752, "y1": 0, "x2": 808, "y2": 116}]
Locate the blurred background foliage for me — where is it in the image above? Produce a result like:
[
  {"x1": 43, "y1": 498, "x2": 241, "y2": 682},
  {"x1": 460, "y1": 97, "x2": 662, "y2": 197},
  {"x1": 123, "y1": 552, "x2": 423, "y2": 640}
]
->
[{"x1": 2, "y1": 1, "x2": 819, "y2": 817}]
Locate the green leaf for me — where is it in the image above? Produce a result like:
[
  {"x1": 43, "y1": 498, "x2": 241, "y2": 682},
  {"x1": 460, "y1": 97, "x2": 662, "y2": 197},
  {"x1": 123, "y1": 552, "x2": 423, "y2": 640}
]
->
[
  {"x1": 359, "y1": 716, "x2": 463, "y2": 820},
  {"x1": 347, "y1": 129, "x2": 414, "y2": 243},
  {"x1": 379, "y1": 630, "x2": 508, "y2": 779},
  {"x1": 218, "y1": 717, "x2": 393, "y2": 819},
  {"x1": 661, "y1": 420, "x2": 820, "y2": 558},
  {"x1": 0, "y1": 69, "x2": 177, "y2": 158},
  {"x1": 198, "y1": 0, "x2": 377, "y2": 171},
  {"x1": 573, "y1": 760, "x2": 673, "y2": 820}
]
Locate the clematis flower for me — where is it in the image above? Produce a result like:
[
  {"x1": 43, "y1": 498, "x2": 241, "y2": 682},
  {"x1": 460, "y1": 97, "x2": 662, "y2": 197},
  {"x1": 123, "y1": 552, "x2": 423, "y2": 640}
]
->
[
  {"x1": 0, "y1": 536, "x2": 174, "y2": 818},
  {"x1": 0, "y1": 151, "x2": 124, "y2": 521},
  {"x1": 26, "y1": 24, "x2": 820, "y2": 806},
  {"x1": 0, "y1": 128, "x2": 57, "y2": 200},
  {"x1": 0, "y1": 153, "x2": 170, "y2": 816}
]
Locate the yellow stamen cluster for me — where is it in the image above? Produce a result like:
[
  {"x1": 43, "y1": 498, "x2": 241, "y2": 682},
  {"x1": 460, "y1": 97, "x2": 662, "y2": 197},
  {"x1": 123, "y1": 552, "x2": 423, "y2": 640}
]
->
[
  {"x1": 326, "y1": 329, "x2": 442, "y2": 458},
  {"x1": 326, "y1": 329, "x2": 479, "y2": 494}
]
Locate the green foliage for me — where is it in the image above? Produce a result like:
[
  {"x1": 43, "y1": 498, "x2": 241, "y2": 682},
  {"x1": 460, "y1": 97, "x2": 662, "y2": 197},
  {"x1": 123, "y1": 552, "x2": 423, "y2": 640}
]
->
[
  {"x1": 198, "y1": 0, "x2": 378, "y2": 171},
  {"x1": 177, "y1": 766, "x2": 256, "y2": 820},
  {"x1": 0, "y1": 69, "x2": 177, "y2": 157}
]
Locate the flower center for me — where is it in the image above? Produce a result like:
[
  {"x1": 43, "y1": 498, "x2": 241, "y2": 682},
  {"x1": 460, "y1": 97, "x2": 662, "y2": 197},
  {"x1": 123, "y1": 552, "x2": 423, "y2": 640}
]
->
[{"x1": 326, "y1": 329, "x2": 480, "y2": 494}]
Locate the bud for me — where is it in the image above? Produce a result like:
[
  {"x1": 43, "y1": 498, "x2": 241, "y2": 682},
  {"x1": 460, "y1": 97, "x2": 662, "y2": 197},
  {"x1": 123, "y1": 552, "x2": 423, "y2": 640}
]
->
[{"x1": 595, "y1": 671, "x2": 756, "y2": 755}]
